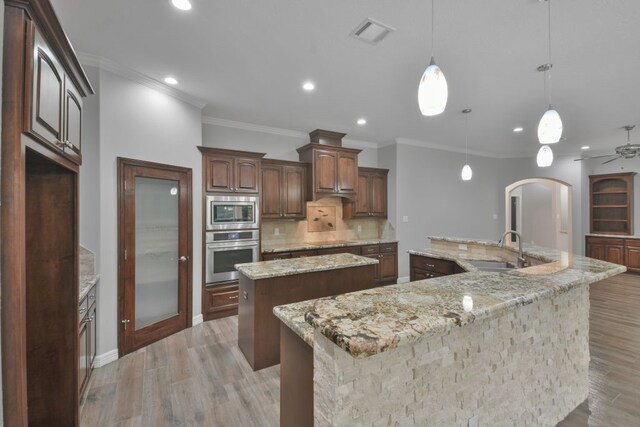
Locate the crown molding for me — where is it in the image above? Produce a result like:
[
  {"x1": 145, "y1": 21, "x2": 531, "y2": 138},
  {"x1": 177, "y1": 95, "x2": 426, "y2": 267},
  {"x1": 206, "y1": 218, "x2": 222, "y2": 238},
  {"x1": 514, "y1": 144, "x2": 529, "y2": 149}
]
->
[
  {"x1": 78, "y1": 53, "x2": 208, "y2": 109},
  {"x1": 202, "y1": 116, "x2": 380, "y2": 149},
  {"x1": 394, "y1": 137, "x2": 532, "y2": 159}
]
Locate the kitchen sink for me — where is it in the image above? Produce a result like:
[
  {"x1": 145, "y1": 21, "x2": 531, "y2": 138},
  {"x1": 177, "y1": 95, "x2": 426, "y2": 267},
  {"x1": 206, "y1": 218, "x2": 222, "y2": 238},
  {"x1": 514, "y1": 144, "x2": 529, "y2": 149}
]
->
[{"x1": 469, "y1": 260, "x2": 517, "y2": 272}]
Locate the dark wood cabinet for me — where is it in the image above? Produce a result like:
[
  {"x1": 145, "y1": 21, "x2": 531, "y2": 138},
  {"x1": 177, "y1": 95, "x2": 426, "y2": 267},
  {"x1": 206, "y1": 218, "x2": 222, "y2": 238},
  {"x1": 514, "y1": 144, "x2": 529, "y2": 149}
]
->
[
  {"x1": 2, "y1": 2, "x2": 93, "y2": 424},
  {"x1": 203, "y1": 282, "x2": 239, "y2": 320},
  {"x1": 25, "y1": 26, "x2": 83, "y2": 164},
  {"x1": 410, "y1": 254, "x2": 465, "y2": 281},
  {"x1": 79, "y1": 284, "x2": 97, "y2": 402},
  {"x1": 589, "y1": 173, "x2": 635, "y2": 235},
  {"x1": 586, "y1": 235, "x2": 637, "y2": 270},
  {"x1": 343, "y1": 167, "x2": 388, "y2": 219},
  {"x1": 297, "y1": 144, "x2": 361, "y2": 201},
  {"x1": 262, "y1": 252, "x2": 293, "y2": 261},
  {"x1": 261, "y1": 159, "x2": 307, "y2": 219},
  {"x1": 199, "y1": 147, "x2": 265, "y2": 194}
]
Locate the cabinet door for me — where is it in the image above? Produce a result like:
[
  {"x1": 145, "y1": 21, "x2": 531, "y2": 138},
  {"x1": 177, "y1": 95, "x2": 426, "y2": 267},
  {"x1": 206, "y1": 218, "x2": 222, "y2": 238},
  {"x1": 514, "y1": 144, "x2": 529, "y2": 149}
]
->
[
  {"x1": 89, "y1": 303, "x2": 97, "y2": 369},
  {"x1": 261, "y1": 165, "x2": 283, "y2": 218},
  {"x1": 314, "y1": 149, "x2": 338, "y2": 193},
  {"x1": 62, "y1": 78, "x2": 82, "y2": 163},
  {"x1": 353, "y1": 173, "x2": 370, "y2": 216},
  {"x1": 337, "y1": 151, "x2": 358, "y2": 193},
  {"x1": 78, "y1": 319, "x2": 89, "y2": 395},
  {"x1": 282, "y1": 165, "x2": 305, "y2": 218},
  {"x1": 204, "y1": 283, "x2": 239, "y2": 319},
  {"x1": 205, "y1": 155, "x2": 234, "y2": 192},
  {"x1": 364, "y1": 254, "x2": 380, "y2": 282},
  {"x1": 379, "y1": 251, "x2": 398, "y2": 283},
  {"x1": 369, "y1": 173, "x2": 387, "y2": 217},
  {"x1": 28, "y1": 28, "x2": 64, "y2": 150},
  {"x1": 586, "y1": 243, "x2": 606, "y2": 261},
  {"x1": 625, "y1": 246, "x2": 640, "y2": 273},
  {"x1": 605, "y1": 244, "x2": 625, "y2": 265},
  {"x1": 235, "y1": 158, "x2": 260, "y2": 193}
]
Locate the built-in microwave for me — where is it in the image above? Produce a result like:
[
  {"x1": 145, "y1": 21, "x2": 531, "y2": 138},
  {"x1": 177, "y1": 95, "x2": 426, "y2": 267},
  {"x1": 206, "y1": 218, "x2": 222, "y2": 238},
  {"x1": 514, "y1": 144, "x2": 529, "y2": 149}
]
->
[{"x1": 206, "y1": 195, "x2": 259, "y2": 230}]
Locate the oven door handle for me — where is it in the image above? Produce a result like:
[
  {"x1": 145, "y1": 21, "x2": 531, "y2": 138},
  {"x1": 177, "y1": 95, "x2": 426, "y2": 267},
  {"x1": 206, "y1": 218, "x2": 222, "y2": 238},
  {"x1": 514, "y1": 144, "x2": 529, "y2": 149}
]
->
[{"x1": 207, "y1": 242, "x2": 259, "y2": 250}]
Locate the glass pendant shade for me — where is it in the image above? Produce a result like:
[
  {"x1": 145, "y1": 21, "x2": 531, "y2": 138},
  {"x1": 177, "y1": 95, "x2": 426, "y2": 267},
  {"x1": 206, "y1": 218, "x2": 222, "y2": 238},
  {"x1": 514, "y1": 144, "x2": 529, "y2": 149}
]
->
[
  {"x1": 461, "y1": 164, "x2": 472, "y2": 181},
  {"x1": 537, "y1": 107, "x2": 563, "y2": 144},
  {"x1": 537, "y1": 145, "x2": 554, "y2": 167},
  {"x1": 418, "y1": 57, "x2": 448, "y2": 116}
]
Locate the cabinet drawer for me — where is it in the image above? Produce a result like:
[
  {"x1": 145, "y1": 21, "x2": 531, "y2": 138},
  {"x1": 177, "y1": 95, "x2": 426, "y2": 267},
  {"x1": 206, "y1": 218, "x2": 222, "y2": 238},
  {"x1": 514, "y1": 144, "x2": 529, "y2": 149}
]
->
[
  {"x1": 211, "y1": 289, "x2": 239, "y2": 308},
  {"x1": 586, "y1": 236, "x2": 623, "y2": 246},
  {"x1": 290, "y1": 250, "x2": 318, "y2": 258},
  {"x1": 317, "y1": 246, "x2": 361, "y2": 256},
  {"x1": 361, "y1": 245, "x2": 380, "y2": 255},
  {"x1": 625, "y1": 238, "x2": 640, "y2": 248},
  {"x1": 380, "y1": 243, "x2": 397, "y2": 253},
  {"x1": 411, "y1": 255, "x2": 454, "y2": 275},
  {"x1": 262, "y1": 252, "x2": 292, "y2": 261}
]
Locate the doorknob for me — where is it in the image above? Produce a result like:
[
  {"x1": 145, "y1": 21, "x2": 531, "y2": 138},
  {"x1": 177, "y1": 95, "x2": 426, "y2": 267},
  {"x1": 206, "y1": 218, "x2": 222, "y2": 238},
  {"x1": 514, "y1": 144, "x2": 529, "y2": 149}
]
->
[{"x1": 179, "y1": 256, "x2": 189, "y2": 262}]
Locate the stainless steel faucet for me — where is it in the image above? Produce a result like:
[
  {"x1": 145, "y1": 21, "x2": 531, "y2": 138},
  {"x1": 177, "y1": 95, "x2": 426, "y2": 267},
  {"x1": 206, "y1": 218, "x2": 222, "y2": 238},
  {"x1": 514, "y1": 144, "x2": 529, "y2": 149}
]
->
[{"x1": 498, "y1": 230, "x2": 527, "y2": 268}]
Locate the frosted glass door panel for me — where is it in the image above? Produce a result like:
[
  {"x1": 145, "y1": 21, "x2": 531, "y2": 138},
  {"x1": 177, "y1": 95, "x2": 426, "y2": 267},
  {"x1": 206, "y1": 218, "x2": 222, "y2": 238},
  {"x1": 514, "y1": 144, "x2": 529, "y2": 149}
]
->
[{"x1": 135, "y1": 177, "x2": 180, "y2": 330}]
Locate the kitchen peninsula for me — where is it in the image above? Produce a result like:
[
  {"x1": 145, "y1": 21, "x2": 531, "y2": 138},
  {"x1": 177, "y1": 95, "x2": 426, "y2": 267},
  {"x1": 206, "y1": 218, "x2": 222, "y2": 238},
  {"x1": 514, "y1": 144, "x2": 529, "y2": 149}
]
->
[
  {"x1": 235, "y1": 253, "x2": 378, "y2": 370},
  {"x1": 274, "y1": 237, "x2": 626, "y2": 426}
]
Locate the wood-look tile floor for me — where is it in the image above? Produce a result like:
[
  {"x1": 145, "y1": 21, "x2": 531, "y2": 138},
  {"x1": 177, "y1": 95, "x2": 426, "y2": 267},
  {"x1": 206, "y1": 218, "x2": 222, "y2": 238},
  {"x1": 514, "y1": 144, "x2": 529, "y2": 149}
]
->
[{"x1": 82, "y1": 273, "x2": 640, "y2": 426}]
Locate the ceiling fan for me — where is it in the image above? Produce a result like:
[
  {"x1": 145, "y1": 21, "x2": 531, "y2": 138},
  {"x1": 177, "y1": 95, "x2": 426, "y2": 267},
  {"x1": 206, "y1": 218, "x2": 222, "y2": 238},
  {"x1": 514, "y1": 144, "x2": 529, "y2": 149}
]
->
[{"x1": 575, "y1": 125, "x2": 640, "y2": 164}]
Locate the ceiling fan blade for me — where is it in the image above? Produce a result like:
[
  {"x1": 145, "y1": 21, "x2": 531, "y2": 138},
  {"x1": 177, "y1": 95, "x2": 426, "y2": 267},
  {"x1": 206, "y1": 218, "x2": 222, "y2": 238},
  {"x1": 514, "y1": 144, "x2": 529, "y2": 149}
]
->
[
  {"x1": 601, "y1": 156, "x2": 622, "y2": 165},
  {"x1": 574, "y1": 154, "x2": 617, "y2": 161}
]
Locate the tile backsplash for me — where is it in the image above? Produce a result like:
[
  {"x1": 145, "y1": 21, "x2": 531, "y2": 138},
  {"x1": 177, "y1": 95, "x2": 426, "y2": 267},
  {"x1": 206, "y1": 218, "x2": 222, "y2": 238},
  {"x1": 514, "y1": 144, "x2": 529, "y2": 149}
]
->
[{"x1": 261, "y1": 197, "x2": 395, "y2": 248}]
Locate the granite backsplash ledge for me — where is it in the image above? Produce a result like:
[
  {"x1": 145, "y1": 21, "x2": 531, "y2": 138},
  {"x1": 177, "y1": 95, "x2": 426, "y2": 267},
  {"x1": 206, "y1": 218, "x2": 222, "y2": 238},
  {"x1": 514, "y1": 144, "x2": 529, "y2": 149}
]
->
[{"x1": 261, "y1": 197, "x2": 395, "y2": 248}]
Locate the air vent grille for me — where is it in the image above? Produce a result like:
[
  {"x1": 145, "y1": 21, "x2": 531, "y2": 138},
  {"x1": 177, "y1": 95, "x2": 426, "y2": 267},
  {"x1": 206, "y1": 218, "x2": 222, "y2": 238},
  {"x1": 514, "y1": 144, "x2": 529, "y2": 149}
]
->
[{"x1": 350, "y1": 18, "x2": 395, "y2": 45}]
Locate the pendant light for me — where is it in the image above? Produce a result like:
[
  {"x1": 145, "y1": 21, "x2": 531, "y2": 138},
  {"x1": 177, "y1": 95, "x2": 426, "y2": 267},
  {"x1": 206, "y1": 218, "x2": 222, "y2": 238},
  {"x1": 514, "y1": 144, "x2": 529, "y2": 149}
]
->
[
  {"x1": 418, "y1": 0, "x2": 448, "y2": 116},
  {"x1": 537, "y1": 145, "x2": 554, "y2": 167},
  {"x1": 537, "y1": 0, "x2": 562, "y2": 146},
  {"x1": 461, "y1": 109, "x2": 472, "y2": 181}
]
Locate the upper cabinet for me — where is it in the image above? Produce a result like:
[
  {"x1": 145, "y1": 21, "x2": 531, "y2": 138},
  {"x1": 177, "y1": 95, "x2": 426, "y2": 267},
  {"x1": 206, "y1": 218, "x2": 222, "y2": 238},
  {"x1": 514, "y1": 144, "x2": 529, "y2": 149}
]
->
[
  {"x1": 261, "y1": 159, "x2": 307, "y2": 219},
  {"x1": 589, "y1": 172, "x2": 636, "y2": 235},
  {"x1": 297, "y1": 130, "x2": 361, "y2": 201},
  {"x1": 343, "y1": 167, "x2": 388, "y2": 219},
  {"x1": 24, "y1": 26, "x2": 85, "y2": 165},
  {"x1": 199, "y1": 147, "x2": 265, "y2": 194}
]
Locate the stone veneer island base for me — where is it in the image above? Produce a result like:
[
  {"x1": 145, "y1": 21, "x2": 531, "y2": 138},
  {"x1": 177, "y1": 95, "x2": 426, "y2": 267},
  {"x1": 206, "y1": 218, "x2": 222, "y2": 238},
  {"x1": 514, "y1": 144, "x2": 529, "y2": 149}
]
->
[{"x1": 275, "y1": 237, "x2": 626, "y2": 427}]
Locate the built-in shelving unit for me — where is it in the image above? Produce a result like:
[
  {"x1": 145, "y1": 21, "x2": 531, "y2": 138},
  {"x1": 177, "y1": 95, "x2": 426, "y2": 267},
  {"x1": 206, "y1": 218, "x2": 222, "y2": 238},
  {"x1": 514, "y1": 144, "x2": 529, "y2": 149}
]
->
[{"x1": 589, "y1": 172, "x2": 636, "y2": 235}]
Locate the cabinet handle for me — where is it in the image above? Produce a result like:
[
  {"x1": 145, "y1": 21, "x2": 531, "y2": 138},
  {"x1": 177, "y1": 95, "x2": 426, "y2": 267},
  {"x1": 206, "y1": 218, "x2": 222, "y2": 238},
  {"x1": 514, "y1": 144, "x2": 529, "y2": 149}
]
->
[
  {"x1": 64, "y1": 141, "x2": 74, "y2": 149},
  {"x1": 243, "y1": 291, "x2": 248, "y2": 300},
  {"x1": 89, "y1": 294, "x2": 95, "y2": 300},
  {"x1": 425, "y1": 264, "x2": 435, "y2": 268},
  {"x1": 79, "y1": 307, "x2": 86, "y2": 314},
  {"x1": 229, "y1": 295, "x2": 239, "y2": 300},
  {"x1": 55, "y1": 140, "x2": 65, "y2": 149}
]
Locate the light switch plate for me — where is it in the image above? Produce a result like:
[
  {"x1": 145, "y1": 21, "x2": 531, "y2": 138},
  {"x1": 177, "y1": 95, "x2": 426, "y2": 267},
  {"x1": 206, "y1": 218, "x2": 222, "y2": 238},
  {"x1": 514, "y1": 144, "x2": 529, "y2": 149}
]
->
[
  {"x1": 402, "y1": 216, "x2": 409, "y2": 223},
  {"x1": 468, "y1": 415, "x2": 479, "y2": 427},
  {"x1": 357, "y1": 225, "x2": 362, "y2": 232},
  {"x1": 493, "y1": 213, "x2": 498, "y2": 220},
  {"x1": 274, "y1": 228, "x2": 279, "y2": 236},
  {"x1": 458, "y1": 244, "x2": 468, "y2": 251}
]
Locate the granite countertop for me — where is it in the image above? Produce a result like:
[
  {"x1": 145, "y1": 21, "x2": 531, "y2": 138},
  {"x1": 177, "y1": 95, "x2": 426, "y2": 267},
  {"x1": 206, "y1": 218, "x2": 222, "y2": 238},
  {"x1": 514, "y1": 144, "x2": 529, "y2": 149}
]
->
[
  {"x1": 261, "y1": 239, "x2": 398, "y2": 254},
  {"x1": 585, "y1": 233, "x2": 640, "y2": 239},
  {"x1": 273, "y1": 237, "x2": 626, "y2": 358},
  {"x1": 79, "y1": 275, "x2": 99, "y2": 302},
  {"x1": 236, "y1": 253, "x2": 379, "y2": 281}
]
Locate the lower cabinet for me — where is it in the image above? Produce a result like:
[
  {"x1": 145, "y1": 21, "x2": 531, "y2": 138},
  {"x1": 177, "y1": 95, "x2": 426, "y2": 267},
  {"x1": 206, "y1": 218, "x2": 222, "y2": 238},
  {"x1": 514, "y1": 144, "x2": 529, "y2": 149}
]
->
[
  {"x1": 410, "y1": 254, "x2": 465, "y2": 281},
  {"x1": 203, "y1": 282, "x2": 239, "y2": 321},
  {"x1": 79, "y1": 283, "x2": 97, "y2": 402},
  {"x1": 586, "y1": 235, "x2": 638, "y2": 271}
]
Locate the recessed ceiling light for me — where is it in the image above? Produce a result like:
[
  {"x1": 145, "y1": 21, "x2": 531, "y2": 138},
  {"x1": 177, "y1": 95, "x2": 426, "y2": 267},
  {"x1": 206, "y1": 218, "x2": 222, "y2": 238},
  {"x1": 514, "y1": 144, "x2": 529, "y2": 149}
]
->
[
  {"x1": 581, "y1": 146, "x2": 590, "y2": 150},
  {"x1": 357, "y1": 118, "x2": 367, "y2": 125},
  {"x1": 302, "y1": 81, "x2": 315, "y2": 91},
  {"x1": 164, "y1": 76, "x2": 178, "y2": 85},
  {"x1": 171, "y1": 0, "x2": 192, "y2": 11},
  {"x1": 513, "y1": 127, "x2": 524, "y2": 133}
]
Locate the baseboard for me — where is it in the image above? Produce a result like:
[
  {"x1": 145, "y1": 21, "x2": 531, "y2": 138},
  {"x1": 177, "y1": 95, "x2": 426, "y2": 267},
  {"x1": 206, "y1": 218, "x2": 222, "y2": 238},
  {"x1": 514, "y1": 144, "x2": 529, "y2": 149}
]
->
[
  {"x1": 192, "y1": 314, "x2": 204, "y2": 326},
  {"x1": 397, "y1": 276, "x2": 410, "y2": 284},
  {"x1": 94, "y1": 349, "x2": 118, "y2": 368}
]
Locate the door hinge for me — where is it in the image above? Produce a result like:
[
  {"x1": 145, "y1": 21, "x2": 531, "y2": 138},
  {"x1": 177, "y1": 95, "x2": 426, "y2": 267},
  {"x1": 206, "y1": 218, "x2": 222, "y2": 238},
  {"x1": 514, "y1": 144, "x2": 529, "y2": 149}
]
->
[{"x1": 124, "y1": 249, "x2": 127, "y2": 260}]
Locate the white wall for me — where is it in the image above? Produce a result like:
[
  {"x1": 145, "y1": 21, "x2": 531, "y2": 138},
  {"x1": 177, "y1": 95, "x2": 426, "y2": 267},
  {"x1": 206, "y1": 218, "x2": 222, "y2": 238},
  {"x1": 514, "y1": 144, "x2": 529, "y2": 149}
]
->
[
  {"x1": 201, "y1": 123, "x2": 378, "y2": 167},
  {"x1": 521, "y1": 183, "x2": 554, "y2": 248},
  {"x1": 95, "y1": 68, "x2": 203, "y2": 357},
  {"x1": 80, "y1": 67, "x2": 100, "y2": 266}
]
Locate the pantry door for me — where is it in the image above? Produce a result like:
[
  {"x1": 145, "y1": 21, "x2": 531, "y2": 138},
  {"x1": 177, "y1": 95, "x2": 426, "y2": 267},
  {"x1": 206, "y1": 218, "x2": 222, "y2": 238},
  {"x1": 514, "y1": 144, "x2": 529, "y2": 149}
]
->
[{"x1": 118, "y1": 158, "x2": 192, "y2": 356}]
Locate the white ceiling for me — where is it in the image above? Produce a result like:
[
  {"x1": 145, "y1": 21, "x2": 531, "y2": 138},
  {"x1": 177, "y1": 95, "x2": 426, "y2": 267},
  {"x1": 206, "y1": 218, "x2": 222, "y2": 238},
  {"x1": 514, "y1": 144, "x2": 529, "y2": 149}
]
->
[{"x1": 51, "y1": 0, "x2": 640, "y2": 156}]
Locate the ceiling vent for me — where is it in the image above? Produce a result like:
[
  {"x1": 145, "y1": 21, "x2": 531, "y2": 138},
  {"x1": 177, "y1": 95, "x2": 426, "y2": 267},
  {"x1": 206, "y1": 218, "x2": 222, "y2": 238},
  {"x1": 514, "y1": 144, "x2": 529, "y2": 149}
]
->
[{"x1": 350, "y1": 18, "x2": 395, "y2": 45}]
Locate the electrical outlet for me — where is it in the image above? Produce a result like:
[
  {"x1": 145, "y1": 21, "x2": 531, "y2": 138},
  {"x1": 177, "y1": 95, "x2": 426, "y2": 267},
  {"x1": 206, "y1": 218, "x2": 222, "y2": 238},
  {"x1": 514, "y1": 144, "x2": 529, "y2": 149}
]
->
[
  {"x1": 357, "y1": 225, "x2": 362, "y2": 232},
  {"x1": 274, "y1": 228, "x2": 279, "y2": 236},
  {"x1": 468, "y1": 415, "x2": 479, "y2": 427},
  {"x1": 493, "y1": 213, "x2": 498, "y2": 220},
  {"x1": 458, "y1": 244, "x2": 468, "y2": 251},
  {"x1": 402, "y1": 216, "x2": 409, "y2": 223}
]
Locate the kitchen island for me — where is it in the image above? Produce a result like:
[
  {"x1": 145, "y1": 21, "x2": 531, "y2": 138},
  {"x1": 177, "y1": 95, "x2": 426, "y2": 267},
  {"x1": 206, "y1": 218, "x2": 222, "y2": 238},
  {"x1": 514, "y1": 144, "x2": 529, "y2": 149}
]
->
[
  {"x1": 235, "y1": 253, "x2": 378, "y2": 371},
  {"x1": 274, "y1": 237, "x2": 626, "y2": 426}
]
